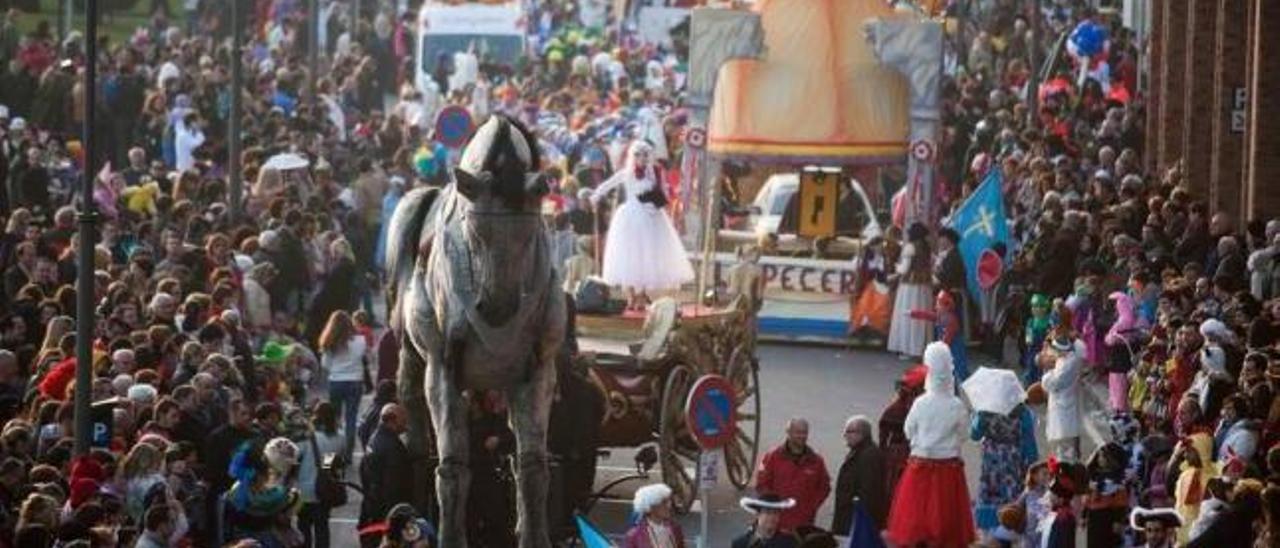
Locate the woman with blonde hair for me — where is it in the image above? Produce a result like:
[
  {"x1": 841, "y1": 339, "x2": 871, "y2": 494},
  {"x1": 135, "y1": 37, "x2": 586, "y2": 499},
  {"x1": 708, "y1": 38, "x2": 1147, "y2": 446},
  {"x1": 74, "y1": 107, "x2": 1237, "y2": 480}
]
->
[
  {"x1": 319, "y1": 310, "x2": 368, "y2": 460},
  {"x1": 33, "y1": 316, "x2": 74, "y2": 369},
  {"x1": 16, "y1": 492, "x2": 59, "y2": 532},
  {"x1": 0, "y1": 207, "x2": 32, "y2": 266},
  {"x1": 118, "y1": 442, "x2": 167, "y2": 522}
]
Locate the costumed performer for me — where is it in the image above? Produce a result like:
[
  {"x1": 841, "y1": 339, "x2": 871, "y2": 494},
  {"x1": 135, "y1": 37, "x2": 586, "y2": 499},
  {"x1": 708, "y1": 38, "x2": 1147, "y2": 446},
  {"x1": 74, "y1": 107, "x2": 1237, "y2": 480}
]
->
[
  {"x1": 1037, "y1": 457, "x2": 1079, "y2": 548},
  {"x1": 1023, "y1": 294, "x2": 1050, "y2": 385},
  {"x1": 622, "y1": 483, "x2": 685, "y2": 548},
  {"x1": 732, "y1": 493, "x2": 800, "y2": 548},
  {"x1": 591, "y1": 141, "x2": 694, "y2": 310},
  {"x1": 1128, "y1": 506, "x2": 1181, "y2": 548},
  {"x1": 885, "y1": 341, "x2": 976, "y2": 547},
  {"x1": 886, "y1": 223, "x2": 934, "y2": 359}
]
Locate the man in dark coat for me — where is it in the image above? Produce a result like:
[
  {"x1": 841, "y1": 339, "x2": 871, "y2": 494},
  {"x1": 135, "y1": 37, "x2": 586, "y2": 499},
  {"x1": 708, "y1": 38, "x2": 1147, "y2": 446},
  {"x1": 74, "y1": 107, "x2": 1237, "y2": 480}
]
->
[
  {"x1": 732, "y1": 494, "x2": 801, "y2": 548},
  {"x1": 1037, "y1": 224, "x2": 1080, "y2": 298},
  {"x1": 200, "y1": 397, "x2": 257, "y2": 546},
  {"x1": 934, "y1": 228, "x2": 966, "y2": 297},
  {"x1": 360, "y1": 403, "x2": 414, "y2": 526},
  {"x1": 7, "y1": 145, "x2": 49, "y2": 215},
  {"x1": 831, "y1": 416, "x2": 887, "y2": 535}
]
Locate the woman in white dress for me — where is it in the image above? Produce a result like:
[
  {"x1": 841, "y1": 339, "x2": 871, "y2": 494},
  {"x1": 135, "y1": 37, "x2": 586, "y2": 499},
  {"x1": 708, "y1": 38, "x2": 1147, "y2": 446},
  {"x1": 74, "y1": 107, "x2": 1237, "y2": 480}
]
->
[
  {"x1": 887, "y1": 223, "x2": 935, "y2": 358},
  {"x1": 591, "y1": 141, "x2": 694, "y2": 310}
]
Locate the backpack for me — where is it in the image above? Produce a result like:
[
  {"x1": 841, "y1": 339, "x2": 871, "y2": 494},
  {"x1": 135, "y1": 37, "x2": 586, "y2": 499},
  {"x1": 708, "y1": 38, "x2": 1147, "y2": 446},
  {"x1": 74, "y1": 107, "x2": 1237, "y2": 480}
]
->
[{"x1": 310, "y1": 435, "x2": 347, "y2": 508}]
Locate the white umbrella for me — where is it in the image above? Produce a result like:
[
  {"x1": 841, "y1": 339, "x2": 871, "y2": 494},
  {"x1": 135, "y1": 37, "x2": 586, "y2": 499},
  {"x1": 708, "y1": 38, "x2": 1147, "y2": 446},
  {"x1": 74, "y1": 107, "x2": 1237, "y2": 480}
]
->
[
  {"x1": 961, "y1": 367, "x2": 1026, "y2": 416},
  {"x1": 261, "y1": 153, "x2": 310, "y2": 171}
]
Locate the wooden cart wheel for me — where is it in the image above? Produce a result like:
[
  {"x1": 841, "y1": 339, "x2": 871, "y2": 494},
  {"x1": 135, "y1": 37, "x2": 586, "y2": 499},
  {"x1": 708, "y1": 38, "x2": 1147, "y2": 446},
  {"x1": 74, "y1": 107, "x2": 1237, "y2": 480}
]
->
[
  {"x1": 723, "y1": 349, "x2": 761, "y2": 490},
  {"x1": 659, "y1": 364, "x2": 700, "y2": 513}
]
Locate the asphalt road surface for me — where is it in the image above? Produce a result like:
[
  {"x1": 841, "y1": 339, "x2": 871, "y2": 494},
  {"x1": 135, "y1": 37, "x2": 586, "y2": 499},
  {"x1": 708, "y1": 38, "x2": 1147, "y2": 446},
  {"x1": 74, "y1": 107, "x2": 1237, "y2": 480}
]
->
[{"x1": 326, "y1": 342, "x2": 1084, "y2": 546}]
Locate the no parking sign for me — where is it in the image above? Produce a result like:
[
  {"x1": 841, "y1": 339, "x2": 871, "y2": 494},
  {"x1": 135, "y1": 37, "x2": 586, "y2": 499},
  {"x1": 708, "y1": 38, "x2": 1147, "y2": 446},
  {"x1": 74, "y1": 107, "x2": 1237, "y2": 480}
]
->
[
  {"x1": 685, "y1": 374, "x2": 737, "y2": 450},
  {"x1": 435, "y1": 106, "x2": 474, "y2": 149}
]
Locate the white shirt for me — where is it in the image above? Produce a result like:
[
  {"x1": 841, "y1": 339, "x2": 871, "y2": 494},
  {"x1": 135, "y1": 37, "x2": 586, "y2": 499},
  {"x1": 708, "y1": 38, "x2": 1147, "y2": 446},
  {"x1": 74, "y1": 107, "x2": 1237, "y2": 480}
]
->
[
  {"x1": 903, "y1": 377, "x2": 968, "y2": 459},
  {"x1": 156, "y1": 61, "x2": 181, "y2": 88},
  {"x1": 1042, "y1": 351, "x2": 1082, "y2": 441},
  {"x1": 591, "y1": 165, "x2": 661, "y2": 208},
  {"x1": 322, "y1": 335, "x2": 368, "y2": 382},
  {"x1": 174, "y1": 119, "x2": 205, "y2": 173}
]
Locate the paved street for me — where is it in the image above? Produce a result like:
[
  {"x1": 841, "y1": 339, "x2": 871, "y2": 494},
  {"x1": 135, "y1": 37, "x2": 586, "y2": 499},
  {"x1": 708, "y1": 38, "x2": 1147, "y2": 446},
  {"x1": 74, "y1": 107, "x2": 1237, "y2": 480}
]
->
[
  {"x1": 325, "y1": 342, "x2": 1091, "y2": 546},
  {"x1": 584, "y1": 343, "x2": 979, "y2": 546}
]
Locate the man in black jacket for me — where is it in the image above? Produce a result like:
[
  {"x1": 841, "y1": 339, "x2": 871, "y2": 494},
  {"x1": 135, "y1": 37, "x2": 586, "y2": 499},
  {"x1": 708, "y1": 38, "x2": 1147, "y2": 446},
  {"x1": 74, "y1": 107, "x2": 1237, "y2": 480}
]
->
[
  {"x1": 8, "y1": 145, "x2": 50, "y2": 216},
  {"x1": 200, "y1": 397, "x2": 257, "y2": 545},
  {"x1": 934, "y1": 228, "x2": 966, "y2": 296},
  {"x1": 831, "y1": 416, "x2": 887, "y2": 535},
  {"x1": 360, "y1": 403, "x2": 414, "y2": 527}
]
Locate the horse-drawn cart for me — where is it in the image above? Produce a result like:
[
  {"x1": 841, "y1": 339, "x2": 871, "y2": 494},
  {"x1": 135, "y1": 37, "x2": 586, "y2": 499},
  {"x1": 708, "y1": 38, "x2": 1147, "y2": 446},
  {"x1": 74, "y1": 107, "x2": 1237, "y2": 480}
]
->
[{"x1": 574, "y1": 297, "x2": 762, "y2": 512}]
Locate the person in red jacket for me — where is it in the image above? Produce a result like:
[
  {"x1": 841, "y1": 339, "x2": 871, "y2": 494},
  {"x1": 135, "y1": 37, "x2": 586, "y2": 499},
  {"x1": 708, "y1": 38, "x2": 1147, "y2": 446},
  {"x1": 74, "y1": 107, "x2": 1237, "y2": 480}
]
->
[{"x1": 754, "y1": 418, "x2": 831, "y2": 532}]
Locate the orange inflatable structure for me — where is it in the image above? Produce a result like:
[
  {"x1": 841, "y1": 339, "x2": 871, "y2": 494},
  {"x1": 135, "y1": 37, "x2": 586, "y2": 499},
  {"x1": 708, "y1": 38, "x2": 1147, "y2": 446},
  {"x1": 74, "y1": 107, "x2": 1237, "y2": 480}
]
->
[{"x1": 708, "y1": 0, "x2": 912, "y2": 164}]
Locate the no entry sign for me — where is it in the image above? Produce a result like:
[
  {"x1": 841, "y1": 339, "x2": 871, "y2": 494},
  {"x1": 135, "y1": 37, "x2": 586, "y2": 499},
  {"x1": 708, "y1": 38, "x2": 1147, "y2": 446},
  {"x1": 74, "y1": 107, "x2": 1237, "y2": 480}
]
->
[
  {"x1": 685, "y1": 374, "x2": 737, "y2": 450},
  {"x1": 435, "y1": 105, "x2": 474, "y2": 149}
]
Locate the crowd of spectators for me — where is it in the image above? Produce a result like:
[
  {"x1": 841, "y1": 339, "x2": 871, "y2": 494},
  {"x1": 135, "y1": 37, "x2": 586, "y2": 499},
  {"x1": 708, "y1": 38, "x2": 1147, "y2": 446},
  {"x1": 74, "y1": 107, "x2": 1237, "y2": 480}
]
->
[{"x1": 0, "y1": 0, "x2": 681, "y2": 546}]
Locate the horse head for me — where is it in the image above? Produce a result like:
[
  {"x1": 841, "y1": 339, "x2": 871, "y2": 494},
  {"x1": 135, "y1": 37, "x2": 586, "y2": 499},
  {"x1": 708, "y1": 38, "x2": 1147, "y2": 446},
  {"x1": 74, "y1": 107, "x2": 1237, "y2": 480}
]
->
[
  {"x1": 451, "y1": 115, "x2": 551, "y2": 325},
  {"x1": 455, "y1": 114, "x2": 548, "y2": 214}
]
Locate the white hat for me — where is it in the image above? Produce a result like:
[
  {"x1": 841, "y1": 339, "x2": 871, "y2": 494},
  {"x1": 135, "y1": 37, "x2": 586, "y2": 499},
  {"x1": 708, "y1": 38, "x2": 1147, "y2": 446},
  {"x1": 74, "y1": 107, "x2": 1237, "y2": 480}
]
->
[
  {"x1": 923, "y1": 341, "x2": 954, "y2": 378},
  {"x1": 1199, "y1": 319, "x2": 1233, "y2": 344},
  {"x1": 1129, "y1": 506, "x2": 1183, "y2": 530},
  {"x1": 264, "y1": 437, "x2": 300, "y2": 473},
  {"x1": 0, "y1": 105, "x2": 9, "y2": 119},
  {"x1": 632, "y1": 483, "x2": 673, "y2": 515},
  {"x1": 9, "y1": 117, "x2": 25, "y2": 131},
  {"x1": 739, "y1": 493, "x2": 797, "y2": 514},
  {"x1": 127, "y1": 383, "x2": 158, "y2": 404},
  {"x1": 259, "y1": 230, "x2": 281, "y2": 251}
]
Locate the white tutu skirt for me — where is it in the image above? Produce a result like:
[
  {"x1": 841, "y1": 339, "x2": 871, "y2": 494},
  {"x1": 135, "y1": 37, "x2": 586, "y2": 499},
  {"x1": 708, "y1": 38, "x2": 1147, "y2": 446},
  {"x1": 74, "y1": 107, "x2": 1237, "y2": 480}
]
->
[{"x1": 601, "y1": 201, "x2": 695, "y2": 291}]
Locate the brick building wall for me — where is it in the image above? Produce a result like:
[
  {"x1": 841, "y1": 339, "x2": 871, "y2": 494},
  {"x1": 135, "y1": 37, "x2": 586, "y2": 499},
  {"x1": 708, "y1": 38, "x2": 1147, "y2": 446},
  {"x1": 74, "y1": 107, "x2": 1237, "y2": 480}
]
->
[
  {"x1": 1245, "y1": 0, "x2": 1280, "y2": 219},
  {"x1": 1210, "y1": 0, "x2": 1247, "y2": 220},
  {"x1": 1180, "y1": 0, "x2": 1216, "y2": 198},
  {"x1": 1156, "y1": 1, "x2": 1187, "y2": 172},
  {"x1": 1144, "y1": 0, "x2": 1162, "y2": 174}
]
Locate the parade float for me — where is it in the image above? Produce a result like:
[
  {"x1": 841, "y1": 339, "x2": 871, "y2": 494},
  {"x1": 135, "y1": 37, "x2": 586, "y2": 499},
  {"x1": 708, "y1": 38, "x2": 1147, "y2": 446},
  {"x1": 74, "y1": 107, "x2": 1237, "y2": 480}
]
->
[{"x1": 680, "y1": 0, "x2": 943, "y2": 343}]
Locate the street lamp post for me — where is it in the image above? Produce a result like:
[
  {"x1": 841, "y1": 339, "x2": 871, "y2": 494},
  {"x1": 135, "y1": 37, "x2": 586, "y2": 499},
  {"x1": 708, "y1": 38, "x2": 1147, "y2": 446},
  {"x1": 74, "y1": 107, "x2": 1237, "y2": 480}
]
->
[
  {"x1": 229, "y1": 0, "x2": 244, "y2": 222},
  {"x1": 73, "y1": 0, "x2": 100, "y2": 458},
  {"x1": 309, "y1": 0, "x2": 320, "y2": 100},
  {"x1": 1027, "y1": 0, "x2": 1043, "y2": 128}
]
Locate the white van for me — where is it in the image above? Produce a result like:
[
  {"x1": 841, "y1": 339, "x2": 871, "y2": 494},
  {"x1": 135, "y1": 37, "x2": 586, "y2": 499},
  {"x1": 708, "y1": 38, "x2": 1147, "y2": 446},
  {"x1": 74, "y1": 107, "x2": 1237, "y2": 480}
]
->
[
  {"x1": 415, "y1": 0, "x2": 527, "y2": 94},
  {"x1": 746, "y1": 172, "x2": 882, "y2": 239}
]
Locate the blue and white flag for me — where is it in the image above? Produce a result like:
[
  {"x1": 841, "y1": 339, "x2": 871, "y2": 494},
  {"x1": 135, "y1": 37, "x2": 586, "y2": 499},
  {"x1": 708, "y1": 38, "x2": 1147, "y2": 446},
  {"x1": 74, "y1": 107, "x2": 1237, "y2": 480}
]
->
[{"x1": 948, "y1": 169, "x2": 1011, "y2": 302}]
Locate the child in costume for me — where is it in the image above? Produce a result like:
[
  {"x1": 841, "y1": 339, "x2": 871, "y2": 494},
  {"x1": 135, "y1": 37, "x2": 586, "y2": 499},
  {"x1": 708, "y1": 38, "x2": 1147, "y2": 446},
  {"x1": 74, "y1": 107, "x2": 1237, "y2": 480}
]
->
[
  {"x1": 226, "y1": 438, "x2": 304, "y2": 547},
  {"x1": 912, "y1": 290, "x2": 969, "y2": 380},
  {"x1": 1083, "y1": 442, "x2": 1131, "y2": 548},
  {"x1": 1105, "y1": 291, "x2": 1148, "y2": 413},
  {"x1": 849, "y1": 236, "x2": 894, "y2": 339},
  {"x1": 1037, "y1": 458, "x2": 1078, "y2": 548},
  {"x1": 1015, "y1": 461, "x2": 1050, "y2": 548},
  {"x1": 936, "y1": 290, "x2": 968, "y2": 381},
  {"x1": 1024, "y1": 294, "x2": 1051, "y2": 385}
]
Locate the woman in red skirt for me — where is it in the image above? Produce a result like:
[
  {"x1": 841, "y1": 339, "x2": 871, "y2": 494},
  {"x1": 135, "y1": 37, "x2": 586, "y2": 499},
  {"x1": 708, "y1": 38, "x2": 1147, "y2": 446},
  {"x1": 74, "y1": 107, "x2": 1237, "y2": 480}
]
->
[{"x1": 886, "y1": 341, "x2": 976, "y2": 547}]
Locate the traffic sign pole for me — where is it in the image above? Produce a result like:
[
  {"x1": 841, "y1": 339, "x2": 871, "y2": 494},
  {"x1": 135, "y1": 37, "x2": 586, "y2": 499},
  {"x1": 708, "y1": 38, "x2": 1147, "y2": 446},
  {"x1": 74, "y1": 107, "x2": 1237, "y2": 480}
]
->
[
  {"x1": 685, "y1": 375, "x2": 737, "y2": 548},
  {"x1": 697, "y1": 451, "x2": 719, "y2": 548}
]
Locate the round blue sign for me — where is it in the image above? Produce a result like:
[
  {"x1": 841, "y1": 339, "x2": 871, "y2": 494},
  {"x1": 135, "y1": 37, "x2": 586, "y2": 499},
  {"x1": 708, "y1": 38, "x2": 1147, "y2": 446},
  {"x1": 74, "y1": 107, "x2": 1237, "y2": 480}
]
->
[
  {"x1": 685, "y1": 375, "x2": 738, "y2": 450},
  {"x1": 435, "y1": 105, "x2": 474, "y2": 149}
]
